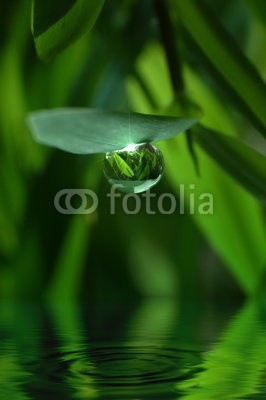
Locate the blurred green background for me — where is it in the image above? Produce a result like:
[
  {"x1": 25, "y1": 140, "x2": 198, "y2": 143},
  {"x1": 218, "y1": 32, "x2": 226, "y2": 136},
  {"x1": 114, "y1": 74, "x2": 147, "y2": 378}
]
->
[{"x1": 0, "y1": 0, "x2": 265, "y2": 303}]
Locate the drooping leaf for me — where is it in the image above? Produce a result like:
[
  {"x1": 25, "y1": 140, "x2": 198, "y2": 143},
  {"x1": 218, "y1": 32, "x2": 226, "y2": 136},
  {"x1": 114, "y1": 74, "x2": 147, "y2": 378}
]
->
[
  {"x1": 173, "y1": 0, "x2": 266, "y2": 136},
  {"x1": 27, "y1": 108, "x2": 198, "y2": 154},
  {"x1": 194, "y1": 126, "x2": 266, "y2": 204},
  {"x1": 32, "y1": 0, "x2": 105, "y2": 61}
]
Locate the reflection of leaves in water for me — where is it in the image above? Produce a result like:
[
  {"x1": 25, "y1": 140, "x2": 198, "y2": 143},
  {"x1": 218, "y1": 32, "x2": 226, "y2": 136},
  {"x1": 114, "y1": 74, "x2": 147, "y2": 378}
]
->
[
  {"x1": 1, "y1": 302, "x2": 265, "y2": 399},
  {"x1": 177, "y1": 301, "x2": 266, "y2": 399},
  {"x1": 0, "y1": 303, "x2": 43, "y2": 400},
  {"x1": 0, "y1": 355, "x2": 32, "y2": 400},
  {"x1": 50, "y1": 300, "x2": 201, "y2": 399}
]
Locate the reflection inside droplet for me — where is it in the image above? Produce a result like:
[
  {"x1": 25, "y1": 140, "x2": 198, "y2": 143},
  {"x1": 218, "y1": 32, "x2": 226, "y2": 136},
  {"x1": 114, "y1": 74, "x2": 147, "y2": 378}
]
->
[{"x1": 103, "y1": 143, "x2": 164, "y2": 193}]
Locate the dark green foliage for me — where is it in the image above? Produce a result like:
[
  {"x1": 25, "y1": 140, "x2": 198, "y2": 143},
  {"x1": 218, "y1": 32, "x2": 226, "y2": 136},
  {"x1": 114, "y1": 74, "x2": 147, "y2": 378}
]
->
[
  {"x1": 0, "y1": 0, "x2": 265, "y2": 301},
  {"x1": 32, "y1": 0, "x2": 76, "y2": 36},
  {"x1": 194, "y1": 126, "x2": 266, "y2": 204},
  {"x1": 32, "y1": 0, "x2": 105, "y2": 60},
  {"x1": 0, "y1": 2, "x2": 265, "y2": 397}
]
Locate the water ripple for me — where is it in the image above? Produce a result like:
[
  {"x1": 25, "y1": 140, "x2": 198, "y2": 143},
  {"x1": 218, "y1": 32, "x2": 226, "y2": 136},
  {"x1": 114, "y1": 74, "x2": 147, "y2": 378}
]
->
[
  {"x1": 21, "y1": 345, "x2": 202, "y2": 399},
  {"x1": 68, "y1": 345, "x2": 201, "y2": 387}
]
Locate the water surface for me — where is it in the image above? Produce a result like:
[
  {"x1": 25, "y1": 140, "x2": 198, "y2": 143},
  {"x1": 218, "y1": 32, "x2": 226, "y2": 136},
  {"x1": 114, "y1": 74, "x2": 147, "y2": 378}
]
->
[{"x1": 0, "y1": 299, "x2": 265, "y2": 399}]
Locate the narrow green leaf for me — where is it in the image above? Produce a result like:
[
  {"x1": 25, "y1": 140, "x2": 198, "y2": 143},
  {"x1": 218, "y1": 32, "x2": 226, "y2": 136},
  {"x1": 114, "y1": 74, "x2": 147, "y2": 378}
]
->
[
  {"x1": 194, "y1": 126, "x2": 266, "y2": 204},
  {"x1": 32, "y1": 0, "x2": 105, "y2": 61},
  {"x1": 244, "y1": 0, "x2": 266, "y2": 26},
  {"x1": 111, "y1": 154, "x2": 134, "y2": 178},
  {"x1": 161, "y1": 135, "x2": 265, "y2": 295},
  {"x1": 127, "y1": 42, "x2": 266, "y2": 294},
  {"x1": 46, "y1": 167, "x2": 100, "y2": 301},
  {"x1": 174, "y1": 0, "x2": 266, "y2": 136},
  {"x1": 27, "y1": 108, "x2": 198, "y2": 154},
  {"x1": 45, "y1": 215, "x2": 91, "y2": 301}
]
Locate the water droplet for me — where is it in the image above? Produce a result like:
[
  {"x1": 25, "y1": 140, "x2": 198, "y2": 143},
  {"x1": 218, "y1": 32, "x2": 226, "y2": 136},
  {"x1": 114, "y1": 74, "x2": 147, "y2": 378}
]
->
[{"x1": 103, "y1": 143, "x2": 164, "y2": 193}]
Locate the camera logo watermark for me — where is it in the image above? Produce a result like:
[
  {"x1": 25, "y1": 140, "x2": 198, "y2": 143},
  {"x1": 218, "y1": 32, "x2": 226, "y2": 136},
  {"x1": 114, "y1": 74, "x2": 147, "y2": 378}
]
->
[{"x1": 54, "y1": 185, "x2": 213, "y2": 215}]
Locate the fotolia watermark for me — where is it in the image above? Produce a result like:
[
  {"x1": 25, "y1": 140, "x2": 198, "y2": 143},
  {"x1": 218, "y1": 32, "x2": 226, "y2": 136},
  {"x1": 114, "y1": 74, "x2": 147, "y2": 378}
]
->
[{"x1": 54, "y1": 185, "x2": 214, "y2": 215}]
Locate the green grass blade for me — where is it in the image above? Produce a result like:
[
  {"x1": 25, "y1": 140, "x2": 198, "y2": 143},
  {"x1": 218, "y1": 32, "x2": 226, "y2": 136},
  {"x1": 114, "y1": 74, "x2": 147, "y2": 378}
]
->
[
  {"x1": 174, "y1": 0, "x2": 266, "y2": 136},
  {"x1": 162, "y1": 136, "x2": 265, "y2": 295},
  {"x1": 111, "y1": 154, "x2": 134, "y2": 178},
  {"x1": 194, "y1": 126, "x2": 266, "y2": 204},
  {"x1": 244, "y1": 0, "x2": 266, "y2": 26},
  {"x1": 45, "y1": 215, "x2": 91, "y2": 301},
  {"x1": 45, "y1": 165, "x2": 100, "y2": 301},
  {"x1": 27, "y1": 108, "x2": 198, "y2": 154},
  {"x1": 32, "y1": 0, "x2": 105, "y2": 61}
]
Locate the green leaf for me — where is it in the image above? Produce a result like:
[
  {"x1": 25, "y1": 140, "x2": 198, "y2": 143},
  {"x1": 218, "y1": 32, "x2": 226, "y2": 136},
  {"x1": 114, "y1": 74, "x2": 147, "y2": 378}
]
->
[
  {"x1": 45, "y1": 215, "x2": 92, "y2": 301},
  {"x1": 161, "y1": 135, "x2": 265, "y2": 295},
  {"x1": 111, "y1": 154, "x2": 134, "y2": 178},
  {"x1": 244, "y1": 0, "x2": 266, "y2": 26},
  {"x1": 27, "y1": 108, "x2": 198, "y2": 154},
  {"x1": 45, "y1": 166, "x2": 100, "y2": 301},
  {"x1": 127, "y1": 41, "x2": 266, "y2": 295},
  {"x1": 194, "y1": 126, "x2": 266, "y2": 204},
  {"x1": 32, "y1": 0, "x2": 105, "y2": 61},
  {"x1": 174, "y1": 0, "x2": 266, "y2": 136}
]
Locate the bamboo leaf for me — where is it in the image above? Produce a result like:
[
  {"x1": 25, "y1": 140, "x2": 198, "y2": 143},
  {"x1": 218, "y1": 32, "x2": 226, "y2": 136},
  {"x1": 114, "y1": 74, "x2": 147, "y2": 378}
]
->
[
  {"x1": 244, "y1": 0, "x2": 266, "y2": 26},
  {"x1": 32, "y1": 0, "x2": 105, "y2": 61},
  {"x1": 127, "y1": 42, "x2": 266, "y2": 294},
  {"x1": 162, "y1": 135, "x2": 265, "y2": 295},
  {"x1": 194, "y1": 126, "x2": 266, "y2": 204},
  {"x1": 174, "y1": 0, "x2": 266, "y2": 136},
  {"x1": 27, "y1": 108, "x2": 198, "y2": 154}
]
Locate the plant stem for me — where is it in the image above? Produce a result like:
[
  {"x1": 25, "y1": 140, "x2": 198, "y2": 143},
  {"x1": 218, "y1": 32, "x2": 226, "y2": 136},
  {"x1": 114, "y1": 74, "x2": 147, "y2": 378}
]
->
[{"x1": 154, "y1": 0, "x2": 184, "y2": 95}]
